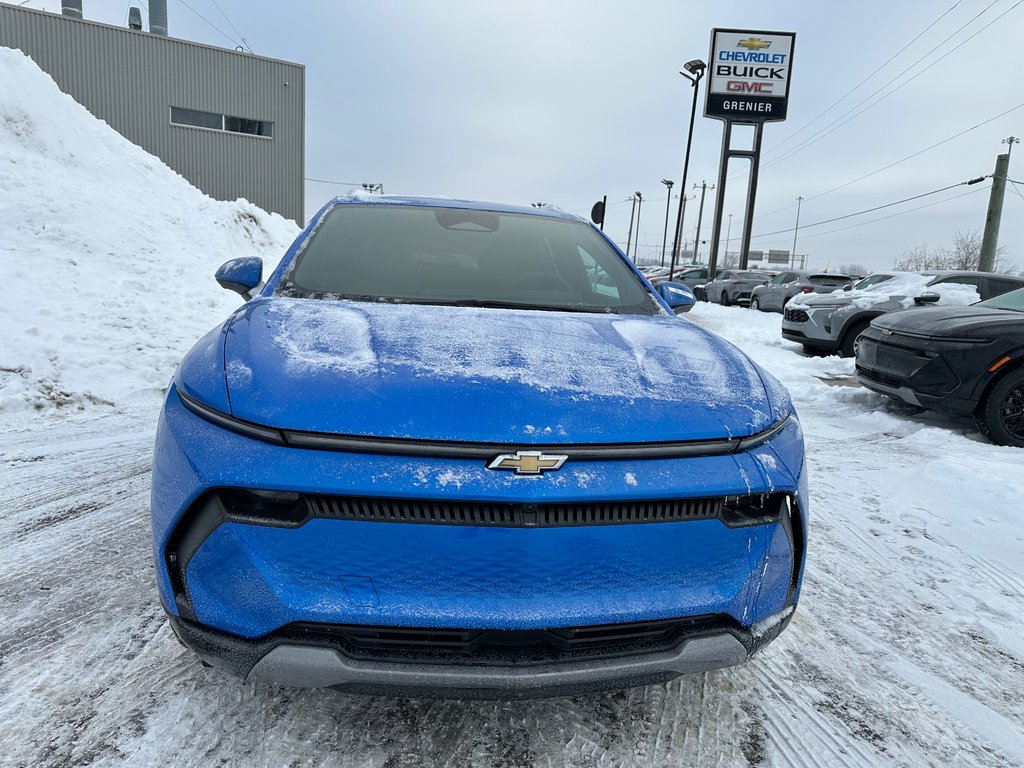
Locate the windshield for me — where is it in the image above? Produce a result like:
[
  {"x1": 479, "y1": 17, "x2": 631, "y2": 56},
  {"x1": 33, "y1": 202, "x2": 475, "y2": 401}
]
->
[
  {"x1": 977, "y1": 286, "x2": 1024, "y2": 311},
  {"x1": 278, "y1": 205, "x2": 660, "y2": 314},
  {"x1": 853, "y1": 273, "x2": 896, "y2": 289}
]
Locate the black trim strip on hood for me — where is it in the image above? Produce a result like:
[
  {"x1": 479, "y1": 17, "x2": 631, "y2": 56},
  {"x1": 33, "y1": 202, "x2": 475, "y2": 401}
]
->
[{"x1": 177, "y1": 387, "x2": 791, "y2": 461}]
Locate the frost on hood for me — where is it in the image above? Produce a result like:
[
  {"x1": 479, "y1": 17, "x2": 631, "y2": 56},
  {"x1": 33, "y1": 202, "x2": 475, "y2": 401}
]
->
[{"x1": 259, "y1": 298, "x2": 772, "y2": 414}]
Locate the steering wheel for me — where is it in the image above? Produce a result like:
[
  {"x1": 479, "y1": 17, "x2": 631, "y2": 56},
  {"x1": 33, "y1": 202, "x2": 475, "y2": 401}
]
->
[{"x1": 511, "y1": 272, "x2": 576, "y2": 293}]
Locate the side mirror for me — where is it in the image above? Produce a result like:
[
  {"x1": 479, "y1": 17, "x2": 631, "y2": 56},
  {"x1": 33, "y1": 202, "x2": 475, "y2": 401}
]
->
[
  {"x1": 914, "y1": 292, "x2": 941, "y2": 305},
  {"x1": 659, "y1": 281, "x2": 697, "y2": 314},
  {"x1": 843, "y1": 285, "x2": 853, "y2": 292},
  {"x1": 215, "y1": 257, "x2": 263, "y2": 300}
]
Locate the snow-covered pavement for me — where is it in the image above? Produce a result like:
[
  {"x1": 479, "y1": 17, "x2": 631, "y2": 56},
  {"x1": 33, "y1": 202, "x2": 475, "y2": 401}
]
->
[
  {"x1": 2, "y1": 303, "x2": 1022, "y2": 768},
  {"x1": 4, "y1": 43, "x2": 1023, "y2": 768}
]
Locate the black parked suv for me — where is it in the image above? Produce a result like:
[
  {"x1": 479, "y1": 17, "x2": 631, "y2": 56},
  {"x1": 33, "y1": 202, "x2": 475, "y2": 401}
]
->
[{"x1": 856, "y1": 287, "x2": 1024, "y2": 447}]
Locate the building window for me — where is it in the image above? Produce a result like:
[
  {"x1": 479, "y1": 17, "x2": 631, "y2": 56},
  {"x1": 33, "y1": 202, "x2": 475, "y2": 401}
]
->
[
  {"x1": 170, "y1": 106, "x2": 223, "y2": 130},
  {"x1": 170, "y1": 107, "x2": 274, "y2": 139},
  {"x1": 224, "y1": 115, "x2": 274, "y2": 138}
]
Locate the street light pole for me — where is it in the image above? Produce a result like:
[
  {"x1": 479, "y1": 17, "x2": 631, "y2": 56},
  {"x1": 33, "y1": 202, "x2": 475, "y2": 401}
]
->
[
  {"x1": 791, "y1": 196, "x2": 803, "y2": 268},
  {"x1": 668, "y1": 59, "x2": 706, "y2": 280},
  {"x1": 633, "y1": 191, "x2": 644, "y2": 262},
  {"x1": 692, "y1": 181, "x2": 714, "y2": 263},
  {"x1": 660, "y1": 179, "x2": 674, "y2": 266}
]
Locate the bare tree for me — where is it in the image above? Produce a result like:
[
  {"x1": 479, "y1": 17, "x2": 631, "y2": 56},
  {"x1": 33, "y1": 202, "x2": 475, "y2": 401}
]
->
[{"x1": 893, "y1": 229, "x2": 1016, "y2": 273}]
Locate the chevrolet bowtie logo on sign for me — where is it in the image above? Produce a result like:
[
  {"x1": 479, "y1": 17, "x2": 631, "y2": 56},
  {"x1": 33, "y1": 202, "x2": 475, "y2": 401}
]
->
[
  {"x1": 487, "y1": 451, "x2": 568, "y2": 475},
  {"x1": 737, "y1": 37, "x2": 772, "y2": 50}
]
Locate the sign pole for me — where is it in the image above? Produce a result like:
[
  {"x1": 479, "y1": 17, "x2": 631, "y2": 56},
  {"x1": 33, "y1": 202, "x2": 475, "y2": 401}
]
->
[
  {"x1": 738, "y1": 121, "x2": 764, "y2": 270},
  {"x1": 706, "y1": 121, "x2": 732, "y2": 278}
]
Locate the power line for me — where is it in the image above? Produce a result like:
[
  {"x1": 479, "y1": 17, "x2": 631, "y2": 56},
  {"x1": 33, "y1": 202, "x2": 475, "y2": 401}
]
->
[
  {"x1": 754, "y1": 0, "x2": 1021, "y2": 175},
  {"x1": 207, "y1": 0, "x2": 252, "y2": 52},
  {"x1": 763, "y1": 1, "x2": 963, "y2": 159},
  {"x1": 752, "y1": 179, "x2": 981, "y2": 239},
  {"x1": 749, "y1": 185, "x2": 987, "y2": 247},
  {"x1": 305, "y1": 176, "x2": 366, "y2": 187},
  {"x1": 729, "y1": 0, "x2": 1015, "y2": 185},
  {"x1": 173, "y1": 0, "x2": 242, "y2": 48},
  {"x1": 754, "y1": 100, "x2": 1024, "y2": 221}
]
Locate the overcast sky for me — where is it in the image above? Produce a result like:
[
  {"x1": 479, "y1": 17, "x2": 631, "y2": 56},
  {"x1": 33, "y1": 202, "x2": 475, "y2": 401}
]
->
[{"x1": 18, "y1": 0, "x2": 1024, "y2": 272}]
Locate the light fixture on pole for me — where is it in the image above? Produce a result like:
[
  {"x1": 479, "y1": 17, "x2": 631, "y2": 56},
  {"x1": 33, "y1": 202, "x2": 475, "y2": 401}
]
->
[
  {"x1": 660, "y1": 179, "x2": 674, "y2": 267},
  {"x1": 668, "y1": 59, "x2": 706, "y2": 278},
  {"x1": 361, "y1": 182, "x2": 383, "y2": 194},
  {"x1": 791, "y1": 196, "x2": 803, "y2": 268}
]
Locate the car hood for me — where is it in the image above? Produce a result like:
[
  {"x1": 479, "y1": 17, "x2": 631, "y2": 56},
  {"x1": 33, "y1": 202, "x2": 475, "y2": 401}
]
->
[
  {"x1": 219, "y1": 297, "x2": 776, "y2": 444},
  {"x1": 872, "y1": 305, "x2": 1023, "y2": 337}
]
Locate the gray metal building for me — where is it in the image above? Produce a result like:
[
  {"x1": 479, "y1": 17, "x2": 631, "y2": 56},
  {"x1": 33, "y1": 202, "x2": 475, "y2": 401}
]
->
[{"x1": 0, "y1": 2, "x2": 304, "y2": 223}]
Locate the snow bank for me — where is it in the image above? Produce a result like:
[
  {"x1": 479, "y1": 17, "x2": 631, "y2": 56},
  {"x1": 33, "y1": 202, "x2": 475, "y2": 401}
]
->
[
  {"x1": 788, "y1": 273, "x2": 980, "y2": 309},
  {"x1": 0, "y1": 47, "x2": 300, "y2": 412}
]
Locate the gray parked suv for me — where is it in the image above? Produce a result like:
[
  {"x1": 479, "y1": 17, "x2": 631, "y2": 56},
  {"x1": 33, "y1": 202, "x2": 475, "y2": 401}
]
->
[
  {"x1": 750, "y1": 270, "x2": 853, "y2": 313},
  {"x1": 704, "y1": 269, "x2": 774, "y2": 306},
  {"x1": 781, "y1": 271, "x2": 1024, "y2": 357}
]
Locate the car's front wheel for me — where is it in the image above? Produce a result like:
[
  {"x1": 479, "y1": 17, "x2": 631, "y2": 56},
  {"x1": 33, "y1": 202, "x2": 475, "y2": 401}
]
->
[
  {"x1": 976, "y1": 368, "x2": 1024, "y2": 447},
  {"x1": 750, "y1": 296, "x2": 760, "y2": 311},
  {"x1": 721, "y1": 291, "x2": 731, "y2": 307},
  {"x1": 839, "y1": 320, "x2": 871, "y2": 358}
]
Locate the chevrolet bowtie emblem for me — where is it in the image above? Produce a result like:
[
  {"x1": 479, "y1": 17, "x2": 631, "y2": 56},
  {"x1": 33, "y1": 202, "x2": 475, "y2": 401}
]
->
[
  {"x1": 487, "y1": 451, "x2": 568, "y2": 475},
  {"x1": 737, "y1": 37, "x2": 772, "y2": 50}
]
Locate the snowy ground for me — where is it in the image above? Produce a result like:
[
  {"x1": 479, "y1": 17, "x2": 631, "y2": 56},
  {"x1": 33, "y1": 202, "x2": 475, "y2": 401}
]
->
[
  {"x1": 2, "y1": 302, "x2": 1023, "y2": 768},
  {"x1": 4, "y1": 42, "x2": 1024, "y2": 768}
]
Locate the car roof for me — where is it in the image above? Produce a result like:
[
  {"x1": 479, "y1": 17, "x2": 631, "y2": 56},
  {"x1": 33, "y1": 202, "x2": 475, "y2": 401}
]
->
[{"x1": 327, "y1": 194, "x2": 584, "y2": 222}]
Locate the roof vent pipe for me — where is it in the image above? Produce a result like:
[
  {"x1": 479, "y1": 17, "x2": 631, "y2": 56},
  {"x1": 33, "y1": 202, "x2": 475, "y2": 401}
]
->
[
  {"x1": 62, "y1": 1, "x2": 83, "y2": 19},
  {"x1": 149, "y1": 0, "x2": 168, "y2": 36},
  {"x1": 127, "y1": 7, "x2": 142, "y2": 30}
]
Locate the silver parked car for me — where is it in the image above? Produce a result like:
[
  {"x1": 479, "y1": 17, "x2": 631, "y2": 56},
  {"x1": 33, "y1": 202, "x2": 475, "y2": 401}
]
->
[
  {"x1": 704, "y1": 270, "x2": 774, "y2": 306},
  {"x1": 781, "y1": 270, "x2": 1024, "y2": 357},
  {"x1": 750, "y1": 270, "x2": 853, "y2": 313}
]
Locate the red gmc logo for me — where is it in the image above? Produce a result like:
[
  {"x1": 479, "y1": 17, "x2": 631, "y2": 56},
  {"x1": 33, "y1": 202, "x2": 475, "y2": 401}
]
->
[{"x1": 726, "y1": 81, "x2": 774, "y2": 93}]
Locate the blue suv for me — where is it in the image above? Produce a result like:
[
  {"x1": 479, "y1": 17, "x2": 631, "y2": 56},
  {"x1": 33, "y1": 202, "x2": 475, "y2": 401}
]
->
[{"x1": 151, "y1": 196, "x2": 807, "y2": 698}]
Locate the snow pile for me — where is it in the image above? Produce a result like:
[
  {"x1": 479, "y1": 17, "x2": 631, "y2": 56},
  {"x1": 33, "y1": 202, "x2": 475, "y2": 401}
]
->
[
  {"x1": 0, "y1": 47, "x2": 300, "y2": 412},
  {"x1": 787, "y1": 273, "x2": 980, "y2": 309}
]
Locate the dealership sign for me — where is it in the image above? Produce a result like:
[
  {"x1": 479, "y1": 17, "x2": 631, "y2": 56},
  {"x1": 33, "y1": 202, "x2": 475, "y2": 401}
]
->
[{"x1": 705, "y1": 28, "x2": 795, "y2": 123}]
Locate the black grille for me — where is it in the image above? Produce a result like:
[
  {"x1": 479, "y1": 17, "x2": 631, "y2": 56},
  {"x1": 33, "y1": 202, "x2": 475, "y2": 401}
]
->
[
  {"x1": 305, "y1": 494, "x2": 724, "y2": 528},
  {"x1": 280, "y1": 615, "x2": 740, "y2": 666},
  {"x1": 784, "y1": 308, "x2": 809, "y2": 323}
]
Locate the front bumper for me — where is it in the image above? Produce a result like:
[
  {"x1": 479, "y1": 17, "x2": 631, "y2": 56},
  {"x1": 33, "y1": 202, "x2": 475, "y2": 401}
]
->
[
  {"x1": 168, "y1": 609, "x2": 792, "y2": 699},
  {"x1": 782, "y1": 306, "x2": 843, "y2": 348},
  {"x1": 153, "y1": 386, "x2": 808, "y2": 691},
  {"x1": 855, "y1": 329, "x2": 989, "y2": 417}
]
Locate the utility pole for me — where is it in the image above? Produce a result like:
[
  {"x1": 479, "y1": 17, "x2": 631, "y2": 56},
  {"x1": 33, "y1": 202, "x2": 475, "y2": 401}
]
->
[
  {"x1": 791, "y1": 196, "x2": 803, "y2": 268},
  {"x1": 979, "y1": 138, "x2": 1017, "y2": 271},
  {"x1": 725, "y1": 213, "x2": 733, "y2": 266},
  {"x1": 692, "y1": 181, "x2": 714, "y2": 263},
  {"x1": 633, "y1": 191, "x2": 644, "y2": 262},
  {"x1": 625, "y1": 194, "x2": 638, "y2": 262},
  {"x1": 660, "y1": 180, "x2": 674, "y2": 266}
]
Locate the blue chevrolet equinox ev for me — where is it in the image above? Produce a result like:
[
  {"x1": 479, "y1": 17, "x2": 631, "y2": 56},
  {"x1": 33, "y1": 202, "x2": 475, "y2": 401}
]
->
[{"x1": 151, "y1": 196, "x2": 807, "y2": 699}]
